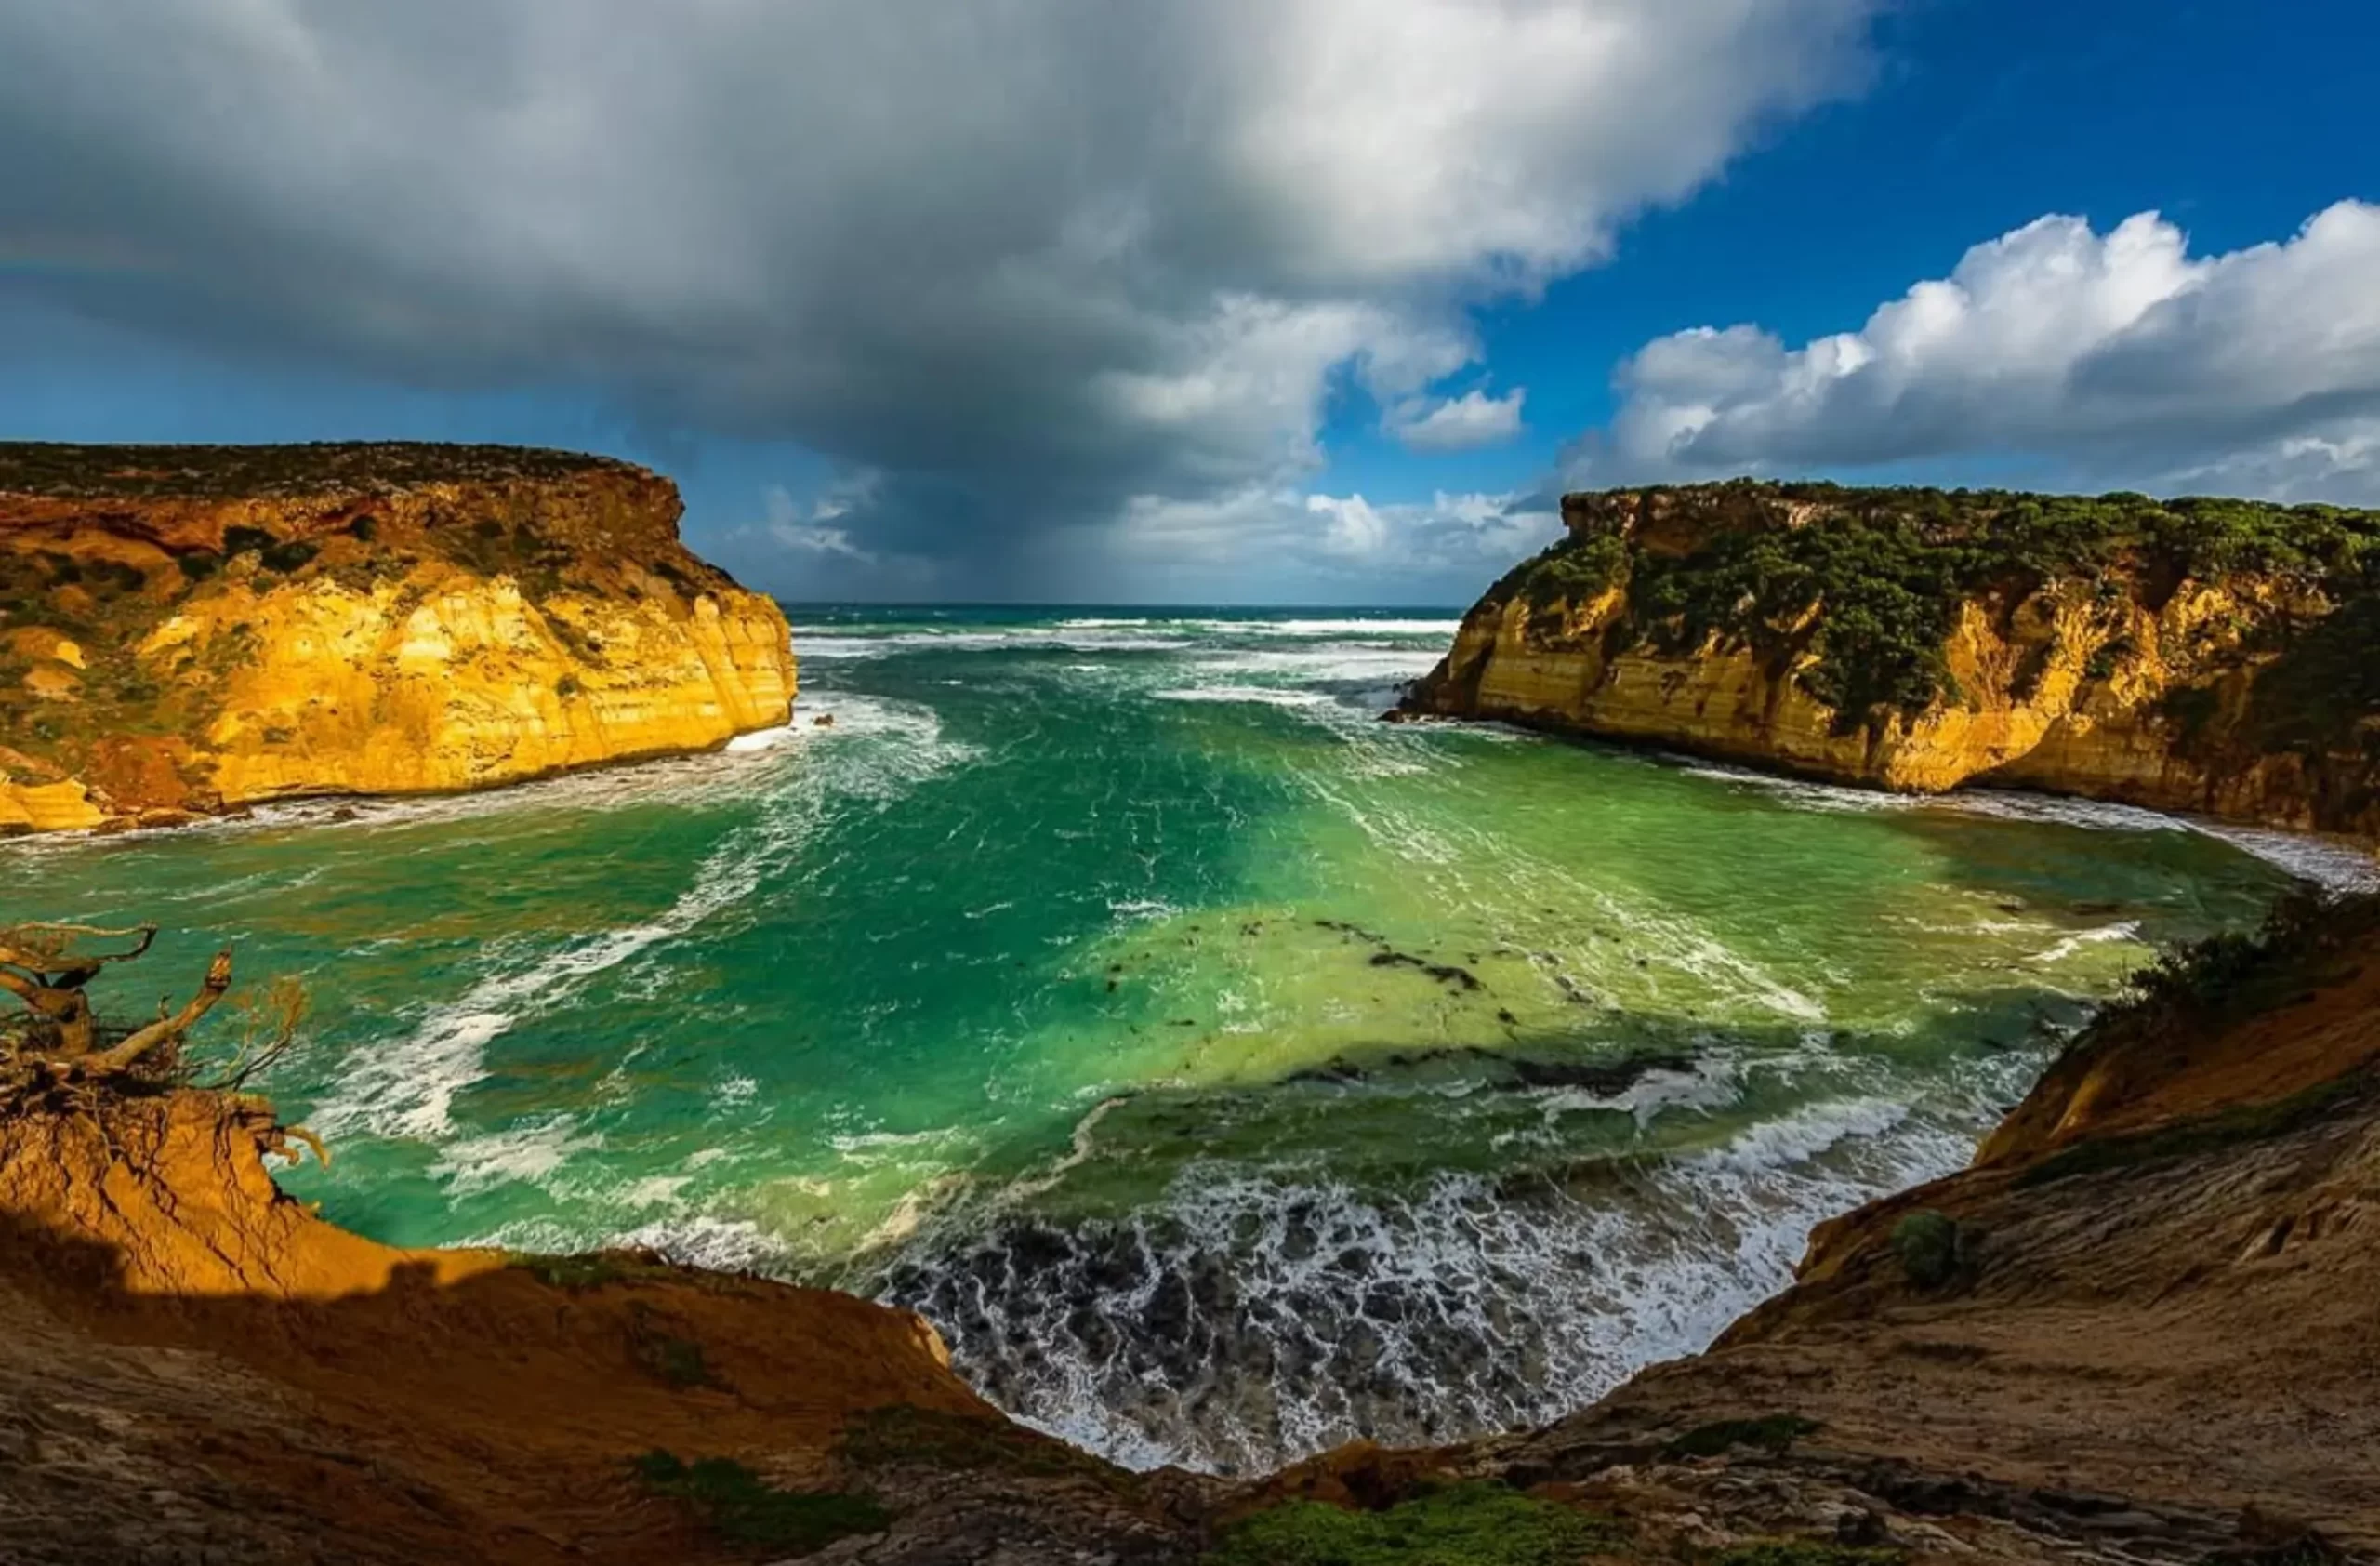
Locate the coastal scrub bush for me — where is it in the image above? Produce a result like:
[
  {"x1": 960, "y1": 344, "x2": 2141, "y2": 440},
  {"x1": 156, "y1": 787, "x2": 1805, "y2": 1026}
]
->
[
  {"x1": 1664, "y1": 1414, "x2": 1820, "y2": 1458},
  {"x1": 632, "y1": 1450, "x2": 890, "y2": 1553},
  {"x1": 1890, "y1": 1210, "x2": 1965, "y2": 1290},
  {"x1": 1203, "y1": 1482, "x2": 1620, "y2": 1566},
  {"x1": 258, "y1": 538, "x2": 320, "y2": 573}
]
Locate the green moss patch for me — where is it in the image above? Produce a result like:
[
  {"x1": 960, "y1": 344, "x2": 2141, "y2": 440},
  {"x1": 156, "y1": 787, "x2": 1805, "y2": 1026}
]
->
[
  {"x1": 1205, "y1": 1481, "x2": 1621, "y2": 1566},
  {"x1": 632, "y1": 1450, "x2": 889, "y2": 1555}
]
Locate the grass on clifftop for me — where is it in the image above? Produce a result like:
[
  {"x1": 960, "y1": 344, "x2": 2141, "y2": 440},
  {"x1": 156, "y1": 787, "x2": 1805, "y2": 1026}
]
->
[
  {"x1": 0, "y1": 441, "x2": 630, "y2": 499},
  {"x1": 632, "y1": 1451, "x2": 889, "y2": 1554},
  {"x1": 1205, "y1": 1482, "x2": 1621, "y2": 1566},
  {"x1": 1492, "y1": 481, "x2": 2380, "y2": 737}
]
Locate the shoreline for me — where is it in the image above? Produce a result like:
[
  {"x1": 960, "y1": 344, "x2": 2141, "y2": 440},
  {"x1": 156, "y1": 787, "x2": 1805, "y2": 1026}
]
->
[
  {"x1": 0, "y1": 706, "x2": 815, "y2": 848},
  {"x1": 1386, "y1": 704, "x2": 2380, "y2": 889}
]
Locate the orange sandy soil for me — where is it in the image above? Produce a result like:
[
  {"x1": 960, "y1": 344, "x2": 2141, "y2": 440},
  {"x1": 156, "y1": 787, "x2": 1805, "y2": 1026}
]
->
[{"x1": 0, "y1": 1095, "x2": 1202, "y2": 1564}]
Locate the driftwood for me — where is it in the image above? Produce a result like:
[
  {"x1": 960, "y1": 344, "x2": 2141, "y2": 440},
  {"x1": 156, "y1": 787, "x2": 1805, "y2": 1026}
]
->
[
  {"x1": 2, "y1": 923, "x2": 242, "y2": 1092},
  {"x1": 0, "y1": 922, "x2": 168, "y2": 1059}
]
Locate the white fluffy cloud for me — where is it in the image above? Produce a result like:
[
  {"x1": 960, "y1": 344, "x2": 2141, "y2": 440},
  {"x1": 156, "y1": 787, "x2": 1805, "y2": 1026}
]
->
[
  {"x1": 1096, "y1": 485, "x2": 1559, "y2": 601},
  {"x1": 1387, "y1": 389, "x2": 1529, "y2": 452},
  {"x1": 1581, "y1": 201, "x2": 2380, "y2": 501},
  {"x1": 0, "y1": 0, "x2": 1877, "y2": 592}
]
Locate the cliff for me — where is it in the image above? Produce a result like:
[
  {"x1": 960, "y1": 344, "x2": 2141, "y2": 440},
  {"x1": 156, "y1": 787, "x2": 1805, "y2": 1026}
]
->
[
  {"x1": 1404, "y1": 482, "x2": 2380, "y2": 838},
  {"x1": 0, "y1": 1089, "x2": 1193, "y2": 1564},
  {"x1": 6, "y1": 896, "x2": 2375, "y2": 1562},
  {"x1": 1250, "y1": 891, "x2": 2380, "y2": 1563},
  {"x1": 0, "y1": 443, "x2": 795, "y2": 834}
]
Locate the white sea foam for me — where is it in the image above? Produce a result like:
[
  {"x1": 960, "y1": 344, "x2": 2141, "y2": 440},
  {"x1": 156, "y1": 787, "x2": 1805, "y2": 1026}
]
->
[
  {"x1": 310, "y1": 694, "x2": 967, "y2": 1143},
  {"x1": 874, "y1": 1075, "x2": 1995, "y2": 1475},
  {"x1": 429, "y1": 1115, "x2": 606, "y2": 1196},
  {"x1": 1192, "y1": 647, "x2": 1444, "y2": 684},
  {"x1": 792, "y1": 627, "x2": 1196, "y2": 660},
  {"x1": 2031, "y1": 921, "x2": 2142, "y2": 964},
  {"x1": 1185, "y1": 618, "x2": 1463, "y2": 639},
  {"x1": 1677, "y1": 760, "x2": 1925, "y2": 814},
  {"x1": 1153, "y1": 685, "x2": 1339, "y2": 709},
  {"x1": 314, "y1": 854, "x2": 763, "y2": 1141}
]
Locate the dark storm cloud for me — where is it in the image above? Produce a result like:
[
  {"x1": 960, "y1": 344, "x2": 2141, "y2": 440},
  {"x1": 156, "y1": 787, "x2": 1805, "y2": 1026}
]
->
[{"x1": 0, "y1": 1, "x2": 1877, "y2": 591}]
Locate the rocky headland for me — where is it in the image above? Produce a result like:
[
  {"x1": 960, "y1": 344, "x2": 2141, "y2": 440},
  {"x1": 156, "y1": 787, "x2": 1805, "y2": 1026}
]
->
[
  {"x1": 2, "y1": 893, "x2": 2373, "y2": 1563},
  {"x1": 1403, "y1": 483, "x2": 2380, "y2": 839},
  {"x1": 0, "y1": 443, "x2": 794, "y2": 834}
]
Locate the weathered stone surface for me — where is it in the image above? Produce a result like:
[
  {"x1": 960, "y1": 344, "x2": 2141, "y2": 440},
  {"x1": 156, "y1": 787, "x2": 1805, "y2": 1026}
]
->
[
  {"x1": 1408, "y1": 484, "x2": 2380, "y2": 838},
  {"x1": 0, "y1": 444, "x2": 794, "y2": 831}
]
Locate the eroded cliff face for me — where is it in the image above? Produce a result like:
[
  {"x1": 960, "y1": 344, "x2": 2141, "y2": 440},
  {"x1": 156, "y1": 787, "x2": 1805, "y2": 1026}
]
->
[
  {"x1": 1255, "y1": 895, "x2": 2380, "y2": 1563},
  {"x1": 0, "y1": 444, "x2": 795, "y2": 833},
  {"x1": 1407, "y1": 484, "x2": 2380, "y2": 838},
  {"x1": 0, "y1": 1088, "x2": 1192, "y2": 1565}
]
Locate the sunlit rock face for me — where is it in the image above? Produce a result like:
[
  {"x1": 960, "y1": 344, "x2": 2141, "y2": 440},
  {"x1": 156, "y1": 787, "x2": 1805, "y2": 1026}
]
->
[
  {"x1": 0, "y1": 443, "x2": 795, "y2": 832},
  {"x1": 1408, "y1": 483, "x2": 2380, "y2": 840}
]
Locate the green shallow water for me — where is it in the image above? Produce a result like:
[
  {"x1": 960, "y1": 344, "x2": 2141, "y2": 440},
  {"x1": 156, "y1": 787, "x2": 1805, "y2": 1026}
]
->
[{"x1": 5, "y1": 607, "x2": 2349, "y2": 1472}]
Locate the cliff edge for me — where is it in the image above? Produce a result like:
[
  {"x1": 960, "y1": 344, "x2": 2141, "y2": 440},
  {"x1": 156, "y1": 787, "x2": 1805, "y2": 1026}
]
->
[
  {"x1": 0, "y1": 443, "x2": 795, "y2": 834},
  {"x1": 5, "y1": 896, "x2": 2375, "y2": 1562},
  {"x1": 1405, "y1": 482, "x2": 2380, "y2": 838}
]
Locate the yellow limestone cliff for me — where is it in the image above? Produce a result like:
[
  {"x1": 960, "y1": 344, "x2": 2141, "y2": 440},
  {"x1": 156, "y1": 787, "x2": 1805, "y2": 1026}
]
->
[
  {"x1": 0, "y1": 443, "x2": 794, "y2": 832},
  {"x1": 1405, "y1": 483, "x2": 2380, "y2": 839}
]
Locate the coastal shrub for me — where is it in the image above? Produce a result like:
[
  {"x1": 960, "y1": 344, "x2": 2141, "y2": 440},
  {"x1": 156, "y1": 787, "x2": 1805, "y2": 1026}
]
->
[
  {"x1": 634, "y1": 1329, "x2": 713, "y2": 1389},
  {"x1": 2083, "y1": 635, "x2": 2135, "y2": 681},
  {"x1": 258, "y1": 539, "x2": 319, "y2": 573},
  {"x1": 631, "y1": 1450, "x2": 889, "y2": 1552},
  {"x1": 1890, "y1": 1210, "x2": 1964, "y2": 1290},
  {"x1": 514, "y1": 1250, "x2": 663, "y2": 1290},
  {"x1": 2084, "y1": 887, "x2": 2358, "y2": 1046},
  {"x1": 1204, "y1": 1482, "x2": 1620, "y2": 1566},
  {"x1": 1664, "y1": 1413, "x2": 1820, "y2": 1459},
  {"x1": 222, "y1": 525, "x2": 275, "y2": 557},
  {"x1": 176, "y1": 553, "x2": 220, "y2": 582}
]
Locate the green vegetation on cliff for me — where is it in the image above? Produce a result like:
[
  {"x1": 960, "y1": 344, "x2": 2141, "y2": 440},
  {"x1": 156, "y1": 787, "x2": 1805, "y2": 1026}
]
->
[
  {"x1": 1490, "y1": 480, "x2": 2380, "y2": 738},
  {"x1": 0, "y1": 440, "x2": 625, "y2": 500},
  {"x1": 1206, "y1": 1483, "x2": 1620, "y2": 1566}
]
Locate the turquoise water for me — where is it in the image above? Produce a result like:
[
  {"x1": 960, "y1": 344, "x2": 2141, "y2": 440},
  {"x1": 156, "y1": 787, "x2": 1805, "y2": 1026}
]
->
[{"x1": 6, "y1": 607, "x2": 2348, "y2": 1472}]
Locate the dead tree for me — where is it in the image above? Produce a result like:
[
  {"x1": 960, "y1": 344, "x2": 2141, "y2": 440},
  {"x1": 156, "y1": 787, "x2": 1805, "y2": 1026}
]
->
[{"x1": 1, "y1": 922, "x2": 233, "y2": 1084}]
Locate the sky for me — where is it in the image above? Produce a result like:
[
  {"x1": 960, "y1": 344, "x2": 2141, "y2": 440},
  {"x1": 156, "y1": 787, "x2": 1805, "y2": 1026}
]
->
[{"x1": 2, "y1": 1, "x2": 2375, "y2": 605}]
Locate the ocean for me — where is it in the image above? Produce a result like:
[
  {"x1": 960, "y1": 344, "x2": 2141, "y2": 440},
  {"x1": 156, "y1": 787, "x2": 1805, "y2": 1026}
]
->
[{"x1": 10, "y1": 606, "x2": 2359, "y2": 1474}]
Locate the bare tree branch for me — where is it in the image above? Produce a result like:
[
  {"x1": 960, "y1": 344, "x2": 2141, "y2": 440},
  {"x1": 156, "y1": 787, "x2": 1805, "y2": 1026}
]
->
[
  {"x1": 83, "y1": 950, "x2": 233, "y2": 1074},
  {"x1": 0, "y1": 922, "x2": 157, "y2": 975}
]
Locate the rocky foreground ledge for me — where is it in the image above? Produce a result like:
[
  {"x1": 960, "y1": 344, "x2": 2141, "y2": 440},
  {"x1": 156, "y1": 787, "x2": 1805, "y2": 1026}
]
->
[
  {"x1": 3, "y1": 897, "x2": 2375, "y2": 1563},
  {"x1": 0, "y1": 443, "x2": 794, "y2": 834},
  {"x1": 1405, "y1": 482, "x2": 2380, "y2": 840}
]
